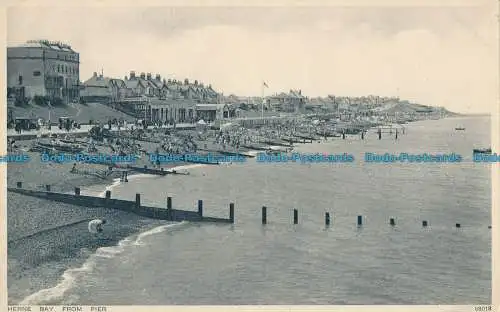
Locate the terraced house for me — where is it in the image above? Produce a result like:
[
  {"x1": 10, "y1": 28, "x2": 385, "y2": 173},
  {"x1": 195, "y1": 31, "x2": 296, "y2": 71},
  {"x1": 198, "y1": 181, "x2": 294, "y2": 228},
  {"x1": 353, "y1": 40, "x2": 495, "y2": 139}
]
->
[
  {"x1": 119, "y1": 71, "x2": 221, "y2": 122},
  {"x1": 80, "y1": 68, "x2": 221, "y2": 123},
  {"x1": 80, "y1": 71, "x2": 126, "y2": 103}
]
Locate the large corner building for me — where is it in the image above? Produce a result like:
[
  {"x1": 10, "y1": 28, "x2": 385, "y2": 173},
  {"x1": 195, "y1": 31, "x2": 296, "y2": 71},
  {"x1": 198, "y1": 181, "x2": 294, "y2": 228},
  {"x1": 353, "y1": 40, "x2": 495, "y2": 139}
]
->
[{"x1": 7, "y1": 40, "x2": 80, "y2": 102}]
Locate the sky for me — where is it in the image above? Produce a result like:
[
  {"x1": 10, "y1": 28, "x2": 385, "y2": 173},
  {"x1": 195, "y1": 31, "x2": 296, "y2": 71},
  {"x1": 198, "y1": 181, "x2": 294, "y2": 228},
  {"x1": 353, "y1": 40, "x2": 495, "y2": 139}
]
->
[{"x1": 6, "y1": 3, "x2": 499, "y2": 114}]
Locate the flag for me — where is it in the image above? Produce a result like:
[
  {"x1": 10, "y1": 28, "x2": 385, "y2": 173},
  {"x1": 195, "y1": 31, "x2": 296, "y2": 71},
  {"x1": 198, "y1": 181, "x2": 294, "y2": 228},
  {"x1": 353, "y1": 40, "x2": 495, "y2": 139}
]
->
[{"x1": 263, "y1": 81, "x2": 269, "y2": 88}]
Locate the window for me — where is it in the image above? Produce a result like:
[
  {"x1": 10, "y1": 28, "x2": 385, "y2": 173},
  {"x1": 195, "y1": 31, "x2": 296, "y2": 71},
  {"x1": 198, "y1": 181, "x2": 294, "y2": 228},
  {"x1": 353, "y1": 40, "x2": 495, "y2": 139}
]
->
[
  {"x1": 33, "y1": 71, "x2": 41, "y2": 77},
  {"x1": 18, "y1": 75, "x2": 23, "y2": 85},
  {"x1": 57, "y1": 64, "x2": 60, "y2": 72}
]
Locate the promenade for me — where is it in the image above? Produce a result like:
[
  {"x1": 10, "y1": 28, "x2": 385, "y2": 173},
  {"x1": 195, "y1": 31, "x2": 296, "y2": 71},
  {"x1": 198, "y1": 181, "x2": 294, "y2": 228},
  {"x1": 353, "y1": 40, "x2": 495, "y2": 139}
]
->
[{"x1": 6, "y1": 122, "x2": 202, "y2": 139}]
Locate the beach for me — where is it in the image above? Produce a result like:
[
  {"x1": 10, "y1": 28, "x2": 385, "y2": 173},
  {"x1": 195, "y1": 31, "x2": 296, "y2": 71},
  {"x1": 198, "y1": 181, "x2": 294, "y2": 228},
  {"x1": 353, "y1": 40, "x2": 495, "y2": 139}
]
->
[{"x1": 7, "y1": 115, "x2": 492, "y2": 305}]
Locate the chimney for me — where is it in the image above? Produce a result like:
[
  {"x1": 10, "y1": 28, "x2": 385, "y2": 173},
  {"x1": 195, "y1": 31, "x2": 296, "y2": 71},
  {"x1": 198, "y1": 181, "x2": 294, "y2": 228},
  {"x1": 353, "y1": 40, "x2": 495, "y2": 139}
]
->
[
  {"x1": 299, "y1": 90, "x2": 302, "y2": 95},
  {"x1": 130, "y1": 71, "x2": 136, "y2": 79},
  {"x1": 194, "y1": 80, "x2": 198, "y2": 86},
  {"x1": 172, "y1": 79, "x2": 176, "y2": 83},
  {"x1": 156, "y1": 74, "x2": 161, "y2": 81},
  {"x1": 163, "y1": 78, "x2": 166, "y2": 84},
  {"x1": 140, "y1": 72, "x2": 145, "y2": 79},
  {"x1": 200, "y1": 83, "x2": 204, "y2": 88},
  {"x1": 168, "y1": 79, "x2": 172, "y2": 83},
  {"x1": 184, "y1": 78, "x2": 189, "y2": 85},
  {"x1": 93, "y1": 72, "x2": 97, "y2": 77},
  {"x1": 124, "y1": 76, "x2": 128, "y2": 81},
  {"x1": 146, "y1": 73, "x2": 152, "y2": 80}
]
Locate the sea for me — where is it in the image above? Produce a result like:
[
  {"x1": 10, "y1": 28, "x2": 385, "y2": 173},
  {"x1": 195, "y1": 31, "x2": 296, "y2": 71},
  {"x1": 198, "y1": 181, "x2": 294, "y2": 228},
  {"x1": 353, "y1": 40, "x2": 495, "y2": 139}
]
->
[{"x1": 8, "y1": 116, "x2": 492, "y2": 305}]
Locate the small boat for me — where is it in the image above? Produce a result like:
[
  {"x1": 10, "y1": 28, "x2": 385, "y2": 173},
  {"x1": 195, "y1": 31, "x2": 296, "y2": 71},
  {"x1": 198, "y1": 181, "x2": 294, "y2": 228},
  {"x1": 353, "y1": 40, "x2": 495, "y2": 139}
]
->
[
  {"x1": 34, "y1": 140, "x2": 84, "y2": 153},
  {"x1": 455, "y1": 127, "x2": 466, "y2": 131},
  {"x1": 473, "y1": 148, "x2": 492, "y2": 154}
]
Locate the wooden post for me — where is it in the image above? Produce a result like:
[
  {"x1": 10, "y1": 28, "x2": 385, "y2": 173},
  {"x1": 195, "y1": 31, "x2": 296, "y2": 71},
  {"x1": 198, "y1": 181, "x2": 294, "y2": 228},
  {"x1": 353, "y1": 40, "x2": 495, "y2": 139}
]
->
[
  {"x1": 229, "y1": 203, "x2": 234, "y2": 223},
  {"x1": 135, "y1": 193, "x2": 141, "y2": 209},
  {"x1": 167, "y1": 196, "x2": 172, "y2": 220},
  {"x1": 456, "y1": 223, "x2": 461, "y2": 228},
  {"x1": 16, "y1": 182, "x2": 22, "y2": 188},
  {"x1": 390, "y1": 218, "x2": 395, "y2": 226},
  {"x1": 45, "y1": 184, "x2": 51, "y2": 192},
  {"x1": 422, "y1": 220, "x2": 428, "y2": 227},
  {"x1": 262, "y1": 206, "x2": 267, "y2": 224},
  {"x1": 198, "y1": 200, "x2": 203, "y2": 217},
  {"x1": 105, "y1": 190, "x2": 111, "y2": 199},
  {"x1": 357, "y1": 215, "x2": 362, "y2": 226},
  {"x1": 325, "y1": 212, "x2": 330, "y2": 226},
  {"x1": 293, "y1": 209, "x2": 298, "y2": 224},
  {"x1": 74, "y1": 187, "x2": 80, "y2": 196}
]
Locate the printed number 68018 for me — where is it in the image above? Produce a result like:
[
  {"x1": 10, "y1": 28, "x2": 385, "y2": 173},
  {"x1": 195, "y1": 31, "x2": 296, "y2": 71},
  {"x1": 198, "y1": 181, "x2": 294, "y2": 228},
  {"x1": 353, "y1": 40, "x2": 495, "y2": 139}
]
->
[{"x1": 474, "y1": 306, "x2": 492, "y2": 312}]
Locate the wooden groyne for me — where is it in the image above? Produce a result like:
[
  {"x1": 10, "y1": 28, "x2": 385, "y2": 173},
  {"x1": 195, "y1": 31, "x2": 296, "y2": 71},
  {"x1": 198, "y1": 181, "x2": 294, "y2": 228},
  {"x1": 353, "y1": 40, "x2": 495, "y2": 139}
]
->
[
  {"x1": 281, "y1": 136, "x2": 308, "y2": 144},
  {"x1": 241, "y1": 143, "x2": 272, "y2": 151},
  {"x1": 9, "y1": 182, "x2": 233, "y2": 224},
  {"x1": 294, "y1": 133, "x2": 318, "y2": 141},
  {"x1": 125, "y1": 165, "x2": 190, "y2": 176},
  {"x1": 197, "y1": 148, "x2": 255, "y2": 158},
  {"x1": 259, "y1": 139, "x2": 293, "y2": 147},
  {"x1": 257, "y1": 207, "x2": 489, "y2": 229}
]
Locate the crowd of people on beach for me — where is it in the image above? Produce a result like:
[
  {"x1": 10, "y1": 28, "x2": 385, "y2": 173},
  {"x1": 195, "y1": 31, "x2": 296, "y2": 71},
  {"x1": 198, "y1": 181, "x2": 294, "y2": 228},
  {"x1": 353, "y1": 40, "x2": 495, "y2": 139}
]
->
[
  {"x1": 213, "y1": 128, "x2": 249, "y2": 149},
  {"x1": 208, "y1": 119, "x2": 310, "y2": 150},
  {"x1": 159, "y1": 134, "x2": 198, "y2": 154}
]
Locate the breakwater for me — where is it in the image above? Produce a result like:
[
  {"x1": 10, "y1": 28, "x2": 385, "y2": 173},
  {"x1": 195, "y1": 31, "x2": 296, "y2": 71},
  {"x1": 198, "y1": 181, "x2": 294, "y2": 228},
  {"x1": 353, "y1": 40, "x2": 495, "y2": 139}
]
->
[{"x1": 9, "y1": 182, "x2": 233, "y2": 223}]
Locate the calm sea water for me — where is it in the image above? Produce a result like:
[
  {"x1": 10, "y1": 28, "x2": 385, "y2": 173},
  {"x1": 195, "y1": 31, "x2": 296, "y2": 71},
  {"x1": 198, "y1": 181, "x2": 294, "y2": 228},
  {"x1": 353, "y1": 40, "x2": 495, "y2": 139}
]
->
[{"x1": 16, "y1": 116, "x2": 492, "y2": 305}]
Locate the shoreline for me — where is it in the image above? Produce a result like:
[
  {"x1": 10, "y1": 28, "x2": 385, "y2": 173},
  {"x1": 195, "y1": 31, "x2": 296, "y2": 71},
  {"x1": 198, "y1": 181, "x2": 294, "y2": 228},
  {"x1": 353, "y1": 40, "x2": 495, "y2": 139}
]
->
[{"x1": 8, "y1": 116, "x2": 468, "y2": 304}]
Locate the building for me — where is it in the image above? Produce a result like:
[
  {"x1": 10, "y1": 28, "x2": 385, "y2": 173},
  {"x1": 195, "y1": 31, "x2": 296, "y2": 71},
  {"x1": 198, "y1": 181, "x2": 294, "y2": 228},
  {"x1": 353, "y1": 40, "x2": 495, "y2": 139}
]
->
[
  {"x1": 7, "y1": 40, "x2": 80, "y2": 103},
  {"x1": 195, "y1": 103, "x2": 236, "y2": 122},
  {"x1": 148, "y1": 98, "x2": 197, "y2": 123},
  {"x1": 80, "y1": 72, "x2": 126, "y2": 103},
  {"x1": 107, "y1": 69, "x2": 223, "y2": 122},
  {"x1": 266, "y1": 89, "x2": 306, "y2": 113}
]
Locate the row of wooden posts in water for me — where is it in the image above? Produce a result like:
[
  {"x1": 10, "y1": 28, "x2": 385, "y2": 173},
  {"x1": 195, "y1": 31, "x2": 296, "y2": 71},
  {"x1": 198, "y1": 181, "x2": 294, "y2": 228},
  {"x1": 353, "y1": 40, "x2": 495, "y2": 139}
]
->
[
  {"x1": 14, "y1": 182, "x2": 488, "y2": 229},
  {"x1": 263, "y1": 207, "x2": 473, "y2": 228}
]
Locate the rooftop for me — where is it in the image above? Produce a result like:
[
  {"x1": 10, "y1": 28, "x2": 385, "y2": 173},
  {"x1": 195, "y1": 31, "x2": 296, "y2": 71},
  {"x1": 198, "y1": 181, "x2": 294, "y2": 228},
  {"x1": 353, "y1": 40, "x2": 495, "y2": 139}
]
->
[{"x1": 15, "y1": 40, "x2": 75, "y2": 52}]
